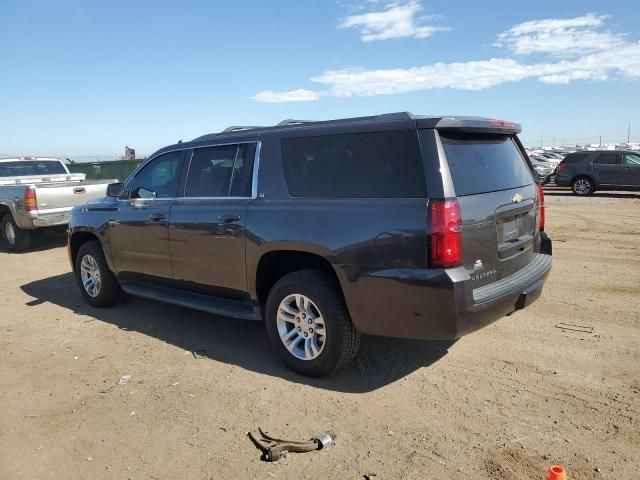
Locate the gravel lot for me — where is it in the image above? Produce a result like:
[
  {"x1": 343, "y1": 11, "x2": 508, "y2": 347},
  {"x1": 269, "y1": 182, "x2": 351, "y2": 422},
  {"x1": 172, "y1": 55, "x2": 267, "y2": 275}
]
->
[{"x1": 1, "y1": 188, "x2": 639, "y2": 479}]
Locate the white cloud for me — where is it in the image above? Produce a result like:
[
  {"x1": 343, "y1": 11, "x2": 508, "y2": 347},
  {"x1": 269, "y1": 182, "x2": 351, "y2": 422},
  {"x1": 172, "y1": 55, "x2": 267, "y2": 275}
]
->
[
  {"x1": 251, "y1": 89, "x2": 320, "y2": 103},
  {"x1": 252, "y1": 14, "x2": 640, "y2": 102},
  {"x1": 339, "y1": 1, "x2": 449, "y2": 42},
  {"x1": 496, "y1": 13, "x2": 625, "y2": 56}
]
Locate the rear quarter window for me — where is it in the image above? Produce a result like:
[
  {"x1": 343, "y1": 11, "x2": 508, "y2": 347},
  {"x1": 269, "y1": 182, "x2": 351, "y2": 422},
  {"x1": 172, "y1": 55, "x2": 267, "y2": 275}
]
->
[
  {"x1": 440, "y1": 133, "x2": 534, "y2": 196},
  {"x1": 281, "y1": 130, "x2": 426, "y2": 198},
  {"x1": 562, "y1": 153, "x2": 589, "y2": 164}
]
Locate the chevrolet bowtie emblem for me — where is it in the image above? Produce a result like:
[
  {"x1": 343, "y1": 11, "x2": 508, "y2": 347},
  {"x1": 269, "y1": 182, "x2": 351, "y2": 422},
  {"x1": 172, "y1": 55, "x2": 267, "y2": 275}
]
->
[{"x1": 512, "y1": 193, "x2": 523, "y2": 203}]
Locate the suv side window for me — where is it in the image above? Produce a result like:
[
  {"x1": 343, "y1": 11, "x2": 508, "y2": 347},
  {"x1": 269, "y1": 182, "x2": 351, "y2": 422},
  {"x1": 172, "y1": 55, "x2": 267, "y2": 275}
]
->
[
  {"x1": 281, "y1": 130, "x2": 425, "y2": 198},
  {"x1": 184, "y1": 143, "x2": 257, "y2": 198},
  {"x1": 130, "y1": 151, "x2": 183, "y2": 199},
  {"x1": 595, "y1": 153, "x2": 620, "y2": 165},
  {"x1": 623, "y1": 153, "x2": 640, "y2": 166}
]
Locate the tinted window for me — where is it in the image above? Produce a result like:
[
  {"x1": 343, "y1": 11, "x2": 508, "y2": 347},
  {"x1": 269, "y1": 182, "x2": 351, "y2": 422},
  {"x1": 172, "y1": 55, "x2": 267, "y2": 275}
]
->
[
  {"x1": 281, "y1": 130, "x2": 425, "y2": 198},
  {"x1": 596, "y1": 153, "x2": 619, "y2": 165},
  {"x1": 0, "y1": 160, "x2": 67, "y2": 177},
  {"x1": 562, "y1": 153, "x2": 589, "y2": 164},
  {"x1": 440, "y1": 134, "x2": 534, "y2": 196},
  {"x1": 184, "y1": 143, "x2": 256, "y2": 198},
  {"x1": 131, "y1": 151, "x2": 183, "y2": 199},
  {"x1": 624, "y1": 153, "x2": 640, "y2": 166}
]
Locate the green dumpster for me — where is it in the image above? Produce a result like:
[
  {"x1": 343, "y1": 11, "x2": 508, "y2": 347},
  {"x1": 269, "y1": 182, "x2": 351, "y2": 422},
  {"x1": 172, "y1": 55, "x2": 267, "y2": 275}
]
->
[{"x1": 68, "y1": 159, "x2": 142, "y2": 181}]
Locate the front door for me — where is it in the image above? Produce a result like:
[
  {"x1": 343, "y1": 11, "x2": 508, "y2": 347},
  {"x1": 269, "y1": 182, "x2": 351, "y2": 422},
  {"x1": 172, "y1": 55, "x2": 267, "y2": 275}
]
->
[
  {"x1": 108, "y1": 150, "x2": 185, "y2": 282},
  {"x1": 594, "y1": 152, "x2": 625, "y2": 185},
  {"x1": 169, "y1": 142, "x2": 257, "y2": 297},
  {"x1": 622, "y1": 152, "x2": 640, "y2": 186}
]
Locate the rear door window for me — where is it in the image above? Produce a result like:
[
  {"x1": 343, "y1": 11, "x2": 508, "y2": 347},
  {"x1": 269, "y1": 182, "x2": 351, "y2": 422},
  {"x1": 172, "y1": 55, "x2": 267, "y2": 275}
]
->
[
  {"x1": 281, "y1": 130, "x2": 425, "y2": 198},
  {"x1": 439, "y1": 133, "x2": 534, "y2": 196},
  {"x1": 184, "y1": 143, "x2": 256, "y2": 198},
  {"x1": 595, "y1": 153, "x2": 620, "y2": 165}
]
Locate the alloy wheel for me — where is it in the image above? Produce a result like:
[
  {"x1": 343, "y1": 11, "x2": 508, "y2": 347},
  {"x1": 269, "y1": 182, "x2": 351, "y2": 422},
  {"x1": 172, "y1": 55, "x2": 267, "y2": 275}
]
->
[
  {"x1": 276, "y1": 294, "x2": 326, "y2": 361},
  {"x1": 80, "y1": 254, "x2": 102, "y2": 297}
]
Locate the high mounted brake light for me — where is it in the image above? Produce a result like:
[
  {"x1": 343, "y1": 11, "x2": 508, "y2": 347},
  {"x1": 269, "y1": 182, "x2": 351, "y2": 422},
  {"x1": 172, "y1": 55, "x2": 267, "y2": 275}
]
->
[
  {"x1": 429, "y1": 198, "x2": 462, "y2": 269},
  {"x1": 24, "y1": 186, "x2": 37, "y2": 212},
  {"x1": 488, "y1": 120, "x2": 516, "y2": 128}
]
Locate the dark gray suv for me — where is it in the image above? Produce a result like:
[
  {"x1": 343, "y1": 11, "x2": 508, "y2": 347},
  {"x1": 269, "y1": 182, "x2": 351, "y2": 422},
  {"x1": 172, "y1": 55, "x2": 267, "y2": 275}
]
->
[
  {"x1": 555, "y1": 150, "x2": 640, "y2": 195},
  {"x1": 68, "y1": 113, "x2": 552, "y2": 376}
]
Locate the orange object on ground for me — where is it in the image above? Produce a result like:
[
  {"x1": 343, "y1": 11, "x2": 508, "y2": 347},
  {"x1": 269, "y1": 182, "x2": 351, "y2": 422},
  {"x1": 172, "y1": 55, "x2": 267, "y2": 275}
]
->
[{"x1": 547, "y1": 465, "x2": 567, "y2": 480}]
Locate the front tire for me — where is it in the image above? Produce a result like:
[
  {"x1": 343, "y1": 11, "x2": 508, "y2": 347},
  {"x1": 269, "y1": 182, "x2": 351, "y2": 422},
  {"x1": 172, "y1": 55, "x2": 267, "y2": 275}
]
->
[
  {"x1": 1, "y1": 215, "x2": 33, "y2": 252},
  {"x1": 74, "y1": 240, "x2": 120, "y2": 307},
  {"x1": 571, "y1": 176, "x2": 594, "y2": 196},
  {"x1": 265, "y1": 269, "x2": 360, "y2": 377}
]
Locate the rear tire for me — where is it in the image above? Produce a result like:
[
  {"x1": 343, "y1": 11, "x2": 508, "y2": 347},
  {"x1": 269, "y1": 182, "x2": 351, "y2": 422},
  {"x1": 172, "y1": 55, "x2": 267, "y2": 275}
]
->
[
  {"x1": 265, "y1": 269, "x2": 360, "y2": 377},
  {"x1": 1, "y1": 215, "x2": 33, "y2": 252},
  {"x1": 74, "y1": 240, "x2": 120, "y2": 307},
  {"x1": 571, "y1": 176, "x2": 594, "y2": 196}
]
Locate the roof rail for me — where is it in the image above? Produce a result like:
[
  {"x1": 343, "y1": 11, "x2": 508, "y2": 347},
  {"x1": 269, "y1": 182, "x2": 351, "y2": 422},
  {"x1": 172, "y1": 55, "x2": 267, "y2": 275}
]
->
[
  {"x1": 276, "y1": 119, "x2": 315, "y2": 127},
  {"x1": 221, "y1": 126, "x2": 264, "y2": 133}
]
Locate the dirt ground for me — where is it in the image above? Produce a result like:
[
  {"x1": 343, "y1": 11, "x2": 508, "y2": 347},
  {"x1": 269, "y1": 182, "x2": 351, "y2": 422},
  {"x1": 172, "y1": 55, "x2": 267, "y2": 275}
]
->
[{"x1": 1, "y1": 188, "x2": 639, "y2": 480}]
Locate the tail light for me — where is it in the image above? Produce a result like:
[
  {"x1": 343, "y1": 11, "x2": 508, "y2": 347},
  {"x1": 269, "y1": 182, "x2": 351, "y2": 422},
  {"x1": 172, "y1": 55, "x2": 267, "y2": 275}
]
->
[
  {"x1": 24, "y1": 186, "x2": 37, "y2": 212},
  {"x1": 429, "y1": 198, "x2": 462, "y2": 268},
  {"x1": 536, "y1": 183, "x2": 545, "y2": 231},
  {"x1": 556, "y1": 163, "x2": 567, "y2": 173}
]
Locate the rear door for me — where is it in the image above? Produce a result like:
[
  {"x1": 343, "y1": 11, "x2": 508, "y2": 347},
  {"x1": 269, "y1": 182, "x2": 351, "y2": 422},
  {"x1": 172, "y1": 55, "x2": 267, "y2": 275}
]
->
[
  {"x1": 593, "y1": 152, "x2": 624, "y2": 185},
  {"x1": 168, "y1": 142, "x2": 257, "y2": 296},
  {"x1": 438, "y1": 132, "x2": 538, "y2": 288},
  {"x1": 622, "y1": 153, "x2": 640, "y2": 186}
]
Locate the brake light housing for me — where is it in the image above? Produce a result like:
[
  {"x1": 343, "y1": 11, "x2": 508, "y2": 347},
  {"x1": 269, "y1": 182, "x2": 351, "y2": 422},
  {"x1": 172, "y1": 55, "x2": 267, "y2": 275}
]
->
[
  {"x1": 429, "y1": 198, "x2": 462, "y2": 268},
  {"x1": 556, "y1": 163, "x2": 567, "y2": 172},
  {"x1": 24, "y1": 186, "x2": 37, "y2": 212},
  {"x1": 536, "y1": 183, "x2": 545, "y2": 231}
]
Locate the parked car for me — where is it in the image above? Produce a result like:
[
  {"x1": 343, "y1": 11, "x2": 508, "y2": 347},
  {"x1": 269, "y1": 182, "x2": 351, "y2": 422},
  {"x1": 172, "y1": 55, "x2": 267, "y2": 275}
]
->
[
  {"x1": 555, "y1": 150, "x2": 640, "y2": 195},
  {"x1": 0, "y1": 157, "x2": 117, "y2": 251},
  {"x1": 68, "y1": 113, "x2": 552, "y2": 376},
  {"x1": 530, "y1": 158, "x2": 554, "y2": 184}
]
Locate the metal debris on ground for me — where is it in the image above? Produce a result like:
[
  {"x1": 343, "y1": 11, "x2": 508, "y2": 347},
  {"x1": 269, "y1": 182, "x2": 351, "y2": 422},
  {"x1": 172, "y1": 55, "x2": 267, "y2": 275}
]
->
[
  {"x1": 555, "y1": 323, "x2": 594, "y2": 333},
  {"x1": 247, "y1": 428, "x2": 336, "y2": 462}
]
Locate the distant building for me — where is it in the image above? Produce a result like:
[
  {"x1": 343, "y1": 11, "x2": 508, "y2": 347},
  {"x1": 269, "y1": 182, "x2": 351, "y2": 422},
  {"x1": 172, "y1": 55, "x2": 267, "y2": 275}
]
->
[{"x1": 121, "y1": 146, "x2": 136, "y2": 161}]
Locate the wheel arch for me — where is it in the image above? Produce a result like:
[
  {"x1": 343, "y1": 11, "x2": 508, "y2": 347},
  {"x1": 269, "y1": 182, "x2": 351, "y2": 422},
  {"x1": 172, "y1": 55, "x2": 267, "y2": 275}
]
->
[
  {"x1": 69, "y1": 229, "x2": 113, "y2": 273},
  {"x1": 253, "y1": 248, "x2": 347, "y2": 311}
]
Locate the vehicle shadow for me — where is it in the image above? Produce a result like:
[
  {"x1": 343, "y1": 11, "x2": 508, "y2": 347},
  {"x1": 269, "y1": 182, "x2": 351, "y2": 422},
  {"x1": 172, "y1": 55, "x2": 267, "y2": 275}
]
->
[
  {"x1": 543, "y1": 186, "x2": 640, "y2": 199},
  {"x1": 20, "y1": 273, "x2": 455, "y2": 393},
  {"x1": 0, "y1": 230, "x2": 67, "y2": 253}
]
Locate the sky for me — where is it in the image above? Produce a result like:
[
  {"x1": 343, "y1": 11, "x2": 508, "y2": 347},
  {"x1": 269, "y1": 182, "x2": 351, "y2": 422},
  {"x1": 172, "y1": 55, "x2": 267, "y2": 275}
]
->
[{"x1": 1, "y1": 0, "x2": 639, "y2": 161}]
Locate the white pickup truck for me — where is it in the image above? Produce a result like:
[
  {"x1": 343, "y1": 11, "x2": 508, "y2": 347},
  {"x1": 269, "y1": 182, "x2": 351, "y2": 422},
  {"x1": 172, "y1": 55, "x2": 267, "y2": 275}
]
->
[{"x1": 0, "y1": 157, "x2": 116, "y2": 251}]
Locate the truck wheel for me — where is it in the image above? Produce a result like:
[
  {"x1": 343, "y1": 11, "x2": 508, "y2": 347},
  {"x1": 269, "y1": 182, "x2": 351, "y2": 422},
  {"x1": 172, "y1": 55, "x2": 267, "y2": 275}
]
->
[
  {"x1": 1, "y1": 215, "x2": 33, "y2": 252},
  {"x1": 75, "y1": 240, "x2": 120, "y2": 307},
  {"x1": 265, "y1": 269, "x2": 360, "y2": 377},
  {"x1": 571, "y1": 177, "x2": 594, "y2": 196}
]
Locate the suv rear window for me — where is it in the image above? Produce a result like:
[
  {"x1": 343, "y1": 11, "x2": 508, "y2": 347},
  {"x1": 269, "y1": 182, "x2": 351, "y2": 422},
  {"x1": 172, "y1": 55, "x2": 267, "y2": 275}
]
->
[
  {"x1": 440, "y1": 133, "x2": 534, "y2": 196},
  {"x1": 281, "y1": 130, "x2": 426, "y2": 198},
  {"x1": 562, "y1": 153, "x2": 589, "y2": 164}
]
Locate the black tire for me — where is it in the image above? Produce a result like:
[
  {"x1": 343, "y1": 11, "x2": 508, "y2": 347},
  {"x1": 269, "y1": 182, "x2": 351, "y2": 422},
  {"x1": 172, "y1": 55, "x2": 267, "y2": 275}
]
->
[
  {"x1": 265, "y1": 269, "x2": 360, "y2": 377},
  {"x1": 74, "y1": 240, "x2": 120, "y2": 307},
  {"x1": 1, "y1": 215, "x2": 33, "y2": 252},
  {"x1": 571, "y1": 176, "x2": 595, "y2": 196}
]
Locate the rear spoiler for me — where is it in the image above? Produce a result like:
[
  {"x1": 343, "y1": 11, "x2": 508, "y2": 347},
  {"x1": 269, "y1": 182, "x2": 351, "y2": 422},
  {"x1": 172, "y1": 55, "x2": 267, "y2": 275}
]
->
[{"x1": 417, "y1": 117, "x2": 521, "y2": 135}]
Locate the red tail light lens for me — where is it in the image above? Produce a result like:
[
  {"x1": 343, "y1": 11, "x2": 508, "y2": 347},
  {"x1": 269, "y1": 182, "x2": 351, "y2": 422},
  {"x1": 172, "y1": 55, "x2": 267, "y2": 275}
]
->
[
  {"x1": 24, "y1": 186, "x2": 37, "y2": 212},
  {"x1": 556, "y1": 163, "x2": 567, "y2": 172},
  {"x1": 536, "y1": 183, "x2": 545, "y2": 231},
  {"x1": 430, "y1": 198, "x2": 462, "y2": 268}
]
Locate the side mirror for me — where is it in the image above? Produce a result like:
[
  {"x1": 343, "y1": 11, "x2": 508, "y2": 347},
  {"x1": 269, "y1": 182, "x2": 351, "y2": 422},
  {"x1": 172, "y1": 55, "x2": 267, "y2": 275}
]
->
[{"x1": 106, "y1": 182, "x2": 125, "y2": 197}]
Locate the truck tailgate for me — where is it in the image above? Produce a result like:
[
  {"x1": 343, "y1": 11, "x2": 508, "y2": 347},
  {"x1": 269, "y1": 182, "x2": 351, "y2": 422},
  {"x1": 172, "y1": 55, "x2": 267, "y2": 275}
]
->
[{"x1": 34, "y1": 180, "x2": 116, "y2": 211}]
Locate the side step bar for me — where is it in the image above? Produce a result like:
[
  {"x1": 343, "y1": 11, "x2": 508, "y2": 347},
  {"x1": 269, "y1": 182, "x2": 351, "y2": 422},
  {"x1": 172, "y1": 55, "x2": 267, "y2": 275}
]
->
[{"x1": 120, "y1": 282, "x2": 261, "y2": 321}]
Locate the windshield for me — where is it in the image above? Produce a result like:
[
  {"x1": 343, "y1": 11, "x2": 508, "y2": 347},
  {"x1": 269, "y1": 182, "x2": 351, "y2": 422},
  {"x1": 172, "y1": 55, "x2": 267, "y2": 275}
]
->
[
  {"x1": 0, "y1": 160, "x2": 67, "y2": 178},
  {"x1": 440, "y1": 133, "x2": 534, "y2": 196}
]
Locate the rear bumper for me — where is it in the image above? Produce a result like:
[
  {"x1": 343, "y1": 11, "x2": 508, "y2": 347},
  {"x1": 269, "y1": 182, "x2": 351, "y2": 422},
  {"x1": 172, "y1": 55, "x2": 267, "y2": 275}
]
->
[
  {"x1": 16, "y1": 208, "x2": 72, "y2": 229},
  {"x1": 554, "y1": 174, "x2": 571, "y2": 187},
  {"x1": 344, "y1": 233, "x2": 553, "y2": 340}
]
